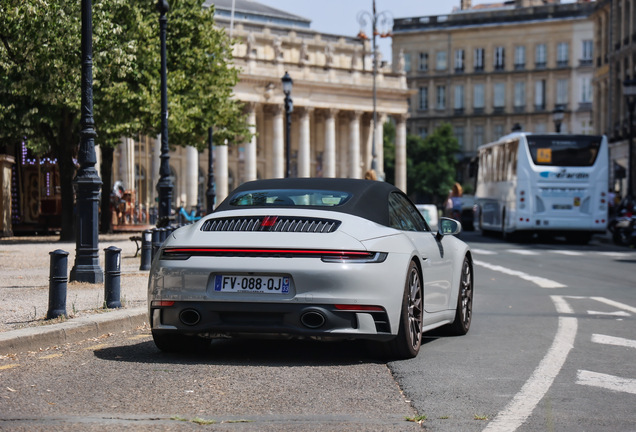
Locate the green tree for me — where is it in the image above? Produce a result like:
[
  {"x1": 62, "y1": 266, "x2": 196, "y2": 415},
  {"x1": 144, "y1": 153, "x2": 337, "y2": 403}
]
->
[{"x1": 0, "y1": 0, "x2": 249, "y2": 239}]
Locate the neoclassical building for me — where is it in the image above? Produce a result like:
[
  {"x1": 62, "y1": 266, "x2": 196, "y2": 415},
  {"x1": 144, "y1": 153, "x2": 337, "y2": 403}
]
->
[{"x1": 109, "y1": 0, "x2": 412, "y2": 220}]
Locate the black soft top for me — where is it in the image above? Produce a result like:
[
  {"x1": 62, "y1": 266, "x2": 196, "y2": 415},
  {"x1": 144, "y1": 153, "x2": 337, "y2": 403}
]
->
[{"x1": 214, "y1": 178, "x2": 403, "y2": 226}]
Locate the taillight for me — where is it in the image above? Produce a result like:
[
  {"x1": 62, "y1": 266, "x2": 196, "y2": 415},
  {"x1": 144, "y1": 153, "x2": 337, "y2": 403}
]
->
[
  {"x1": 151, "y1": 301, "x2": 174, "y2": 307},
  {"x1": 334, "y1": 304, "x2": 385, "y2": 312}
]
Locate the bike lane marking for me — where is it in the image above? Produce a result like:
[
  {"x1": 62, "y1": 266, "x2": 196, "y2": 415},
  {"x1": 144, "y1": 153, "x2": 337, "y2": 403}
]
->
[
  {"x1": 482, "y1": 297, "x2": 577, "y2": 432},
  {"x1": 589, "y1": 297, "x2": 636, "y2": 314},
  {"x1": 591, "y1": 334, "x2": 636, "y2": 349},
  {"x1": 576, "y1": 371, "x2": 636, "y2": 395},
  {"x1": 473, "y1": 260, "x2": 567, "y2": 288}
]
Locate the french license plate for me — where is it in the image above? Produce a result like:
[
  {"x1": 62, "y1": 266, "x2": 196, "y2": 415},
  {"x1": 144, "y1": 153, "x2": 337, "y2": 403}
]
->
[{"x1": 213, "y1": 275, "x2": 290, "y2": 294}]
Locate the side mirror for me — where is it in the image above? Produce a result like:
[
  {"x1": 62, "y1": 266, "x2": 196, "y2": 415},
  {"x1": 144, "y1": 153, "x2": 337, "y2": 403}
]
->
[{"x1": 437, "y1": 217, "x2": 462, "y2": 239}]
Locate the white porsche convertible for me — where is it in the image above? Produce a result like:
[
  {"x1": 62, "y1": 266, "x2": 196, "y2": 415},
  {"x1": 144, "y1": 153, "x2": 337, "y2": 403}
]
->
[{"x1": 148, "y1": 178, "x2": 473, "y2": 359}]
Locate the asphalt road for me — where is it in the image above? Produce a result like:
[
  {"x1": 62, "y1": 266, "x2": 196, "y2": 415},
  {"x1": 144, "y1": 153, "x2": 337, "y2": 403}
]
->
[{"x1": 1, "y1": 231, "x2": 634, "y2": 431}]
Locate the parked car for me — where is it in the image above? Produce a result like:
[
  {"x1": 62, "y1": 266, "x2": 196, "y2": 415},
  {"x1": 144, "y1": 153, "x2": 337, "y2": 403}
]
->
[
  {"x1": 415, "y1": 204, "x2": 439, "y2": 232},
  {"x1": 149, "y1": 178, "x2": 473, "y2": 359}
]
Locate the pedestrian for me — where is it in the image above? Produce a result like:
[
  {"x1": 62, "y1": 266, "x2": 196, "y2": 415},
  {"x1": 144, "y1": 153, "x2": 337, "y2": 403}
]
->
[
  {"x1": 364, "y1": 169, "x2": 377, "y2": 181},
  {"x1": 445, "y1": 182, "x2": 463, "y2": 218}
]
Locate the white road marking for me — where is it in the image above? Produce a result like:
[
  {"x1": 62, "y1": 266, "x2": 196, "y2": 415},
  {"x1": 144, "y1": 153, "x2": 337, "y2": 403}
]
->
[
  {"x1": 471, "y1": 248, "x2": 498, "y2": 255},
  {"x1": 590, "y1": 297, "x2": 636, "y2": 314},
  {"x1": 576, "y1": 370, "x2": 636, "y2": 395},
  {"x1": 506, "y1": 249, "x2": 540, "y2": 256},
  {"x1": 592, "y1": 334, "x2": 636, "y2": 349},
  {"x1": 596, "y1": 252, "x2": 634, "y2": 258},
  {"x1": 549, "y1": 250, "x2": 584, "y2": 256},
  {"x1": 482, "y1": 316, "x2": 578, "y2": 432},
  {"x1": 587, "y1": 310, "x2": 631, "y2": 317},
  {"x1": 550, "y1": 295, "x2": 574, "y2": 314},
  {"x1": 474, "y1": 260, "x2": 567, "y2": 288}
]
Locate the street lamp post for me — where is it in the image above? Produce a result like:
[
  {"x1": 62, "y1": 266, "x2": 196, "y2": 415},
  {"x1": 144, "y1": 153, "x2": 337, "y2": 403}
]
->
[
  {"x1": 70, "y1": 0, "x2": 104, "y2": 283},
  {"x1": 206, "y1": 127, "x2": 215, "y2": 214},
  {"x1": 282, "y1": 72, "x2": 293, "y2": 178},
  {"x1": 156, "y1": 0, "x2": 173, "y2": 223},
  {"x1": 552, "y1": 106, "x2": 565, "y2": 134},
  {"x1": 357, "y1": 1, "x2": 393, "y2": 175},
  {"x1": 623, "y1": 78, "x2": 636, "y2": 200}
]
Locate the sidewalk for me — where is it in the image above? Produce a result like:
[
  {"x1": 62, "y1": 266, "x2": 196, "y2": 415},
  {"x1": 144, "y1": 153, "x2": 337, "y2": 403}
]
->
[{"x1": 0, "y1": 233, "x2": 150, "y2": 354}]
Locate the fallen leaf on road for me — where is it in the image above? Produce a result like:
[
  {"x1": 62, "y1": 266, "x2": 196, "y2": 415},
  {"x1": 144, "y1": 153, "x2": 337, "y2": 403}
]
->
[{"x1": 7, "y1": 387, "x2": 16, "y2": 392}]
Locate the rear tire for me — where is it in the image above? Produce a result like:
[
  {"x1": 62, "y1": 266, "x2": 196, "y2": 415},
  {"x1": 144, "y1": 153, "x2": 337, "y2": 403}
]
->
[
  {"x1": 445, "y1": 256, "x2": 473, "y2": 336},
  {"x1": 369, "y1": 261, "x2": 423, "y2": 360},
  {"x1": 152, "y1": 331, "x2": 210, "y2": 353}
]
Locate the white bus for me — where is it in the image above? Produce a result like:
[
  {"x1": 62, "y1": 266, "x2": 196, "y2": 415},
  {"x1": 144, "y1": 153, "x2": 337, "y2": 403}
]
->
[{"x1": 474, "y1": 133, "x2": 609, "y2": 243}]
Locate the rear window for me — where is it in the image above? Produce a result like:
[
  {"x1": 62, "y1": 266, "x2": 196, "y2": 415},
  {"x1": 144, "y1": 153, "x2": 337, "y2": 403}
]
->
[
  {"x1": 527, "y1": 136, "x2": 602, "y2": 167},
  {"x1": 229, "y1": 189, "x2": 352, "y2": 207}
]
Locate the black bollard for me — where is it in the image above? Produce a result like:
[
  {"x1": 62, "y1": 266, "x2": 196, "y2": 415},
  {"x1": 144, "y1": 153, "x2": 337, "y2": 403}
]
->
[
  {"x1": 151, "y1": 228, "x2": 161, "y2": 261},
  {"x1": 47, "y1": 250, "x2": 69, "y2": 319},
  {"x1": 140, "y1": 229, "x2": 152, "y2": 271},
  {"x1": 159, "y1": 227, "x2": 167, "y2": 243},
  {"x1": 104, "y1": 246, "x2": 122, "y2": 308}
]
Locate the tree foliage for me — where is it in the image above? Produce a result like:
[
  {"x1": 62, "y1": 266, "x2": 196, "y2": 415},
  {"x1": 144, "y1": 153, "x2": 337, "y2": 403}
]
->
[{"x1": 0, "y1": 0, "x2": 250, "y2": 238}]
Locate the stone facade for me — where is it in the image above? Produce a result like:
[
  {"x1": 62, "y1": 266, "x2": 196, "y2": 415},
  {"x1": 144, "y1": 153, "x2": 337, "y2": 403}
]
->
[
  {"x1": 110, "y1": 0, "x2": 412, "y2": 217},
  {"x1": 592, "y1": 0, "x2": 635, "y2": 196},
  {"x1": 392, "y1": 0, "x2": 595, "y2": 185}
]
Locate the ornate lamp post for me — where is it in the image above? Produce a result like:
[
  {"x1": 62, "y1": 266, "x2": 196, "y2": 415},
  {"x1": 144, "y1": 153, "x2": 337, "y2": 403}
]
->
[
  {"x1": 623, "y1": 78, "x2": 636, "y2": 200},
  {"x1": 156, "y1": 0, "x2": 173, "y2": 222},
  {"x1": 357, "y1": 1, "x2": 393, "y2": 175},
  {"x1": 70, "y1": 0, "x2": 104, "y2": 283},
  {"x1": 206, "y1": 127, "x2": 215, "y2": 214},
  {"x1": 282, "y1": 72, "x2": 293, "y2": 178},
  {"x1": 552, "y1": 106, "x2": 565, "y2": 134}
]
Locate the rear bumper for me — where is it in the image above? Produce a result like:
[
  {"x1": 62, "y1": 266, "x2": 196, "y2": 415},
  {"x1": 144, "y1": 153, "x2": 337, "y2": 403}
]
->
[{"x1": 150, "y1": 301, "x2": 396, "y2": 342}]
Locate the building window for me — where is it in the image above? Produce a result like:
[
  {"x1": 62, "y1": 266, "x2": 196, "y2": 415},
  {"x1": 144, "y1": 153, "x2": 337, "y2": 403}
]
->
[
  {"x1": 474, "y1": 48, "x2": 484, "y2": 71},
  {"x1": 514, "y1": 46, "x2": 525, "y2": 69},
  {"x1": 535, "y1": 44, "x2": 547, "y2": 68},
  {"x1": 418, "y1": 53, "x2": 428, "y2": 71},
  {"x1": 436, "y1": 51, "x2": 447, "y2": 70},
  {"x1": 454, "y1": 49, "x2": 465, "y2": 72},
  {"x1": 454, "y1": 126, "x2": 465, "y2": 150},
  {"x1": 454, "y1": 85, "x2": 465, "y2": 109},
  {"x1": 474, "y1": 125, "x2": 484, "y2": 148},
  {"x1": 473, "y1": 84, "x2": 485, "y2": 109},
  {"x1": 419, "y1": 127, "x2": 428, "y2": 139},
  {"x1": 494, "y1": 124, "x2": 504, "y2": 139},
  {"x1": 494, "y1": 47, "x2": 505, "y2": 70},
  {"x1": 514, "y1": 82, "x2": 526, "y2": 111},
  {"x1": 535, "y1": 123, "x2": 547, "y2": 134},
  {"x1": 419, "y1": 87, "x2": 428, "y2": 110},
  {"x1": 581, "y1": 77, "x2": 592, "y2": 103},
  {"x1": 580, "y1": 40, "x2": 593, "y2": 66},
  {"x1": 556, "y1": 79, "x2": 569, "y2": 106},
  {"x1": 494, "y1": 83, "x2": 505, "y2": 109},
  {"x1": 535, "y1": 80, "x2": 546, "y2": 110},
  {"x1": 404, "y1": 53, "x2": 411, "y2": 72},
  {"x1": 436, "y1": 86, "x2": 446, "y2": 110},
  {"x1": 557, "y1": 42, "x2": 569, "y2": 67}
]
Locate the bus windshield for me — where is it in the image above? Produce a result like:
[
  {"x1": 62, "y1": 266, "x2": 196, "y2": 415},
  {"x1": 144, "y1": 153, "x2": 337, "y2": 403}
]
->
[{"x1": 527, "y1": 135, "x2": 602, "y2": 167}]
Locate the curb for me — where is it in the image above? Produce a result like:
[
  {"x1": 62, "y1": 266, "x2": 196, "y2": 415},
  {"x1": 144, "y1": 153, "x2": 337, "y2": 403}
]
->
[{"x1": 0, "y1": 307, "x2": 147, "y2": 355}]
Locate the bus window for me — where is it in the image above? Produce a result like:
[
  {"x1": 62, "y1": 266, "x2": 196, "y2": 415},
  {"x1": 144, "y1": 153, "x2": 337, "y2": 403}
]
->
[{"x1": 527, "y1": 136, "x2": 602, "y2": 167}]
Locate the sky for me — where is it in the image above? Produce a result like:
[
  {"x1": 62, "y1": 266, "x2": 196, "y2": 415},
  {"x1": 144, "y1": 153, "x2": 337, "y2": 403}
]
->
[{"x1": 252, "y1": 0, "x2": 578, "y2": 61}]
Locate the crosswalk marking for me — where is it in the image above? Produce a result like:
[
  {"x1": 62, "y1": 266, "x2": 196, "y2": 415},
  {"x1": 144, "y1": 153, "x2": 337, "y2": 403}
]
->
[
  {"x1": 596, "y1": 252, "x2": 633, "y2": 258},
  {"x1": 577, "y1": 370, "x2": 636, "y2": 395},
  {"x1": 474, "y1": 260, "x2": 567, "y2": 288},
  {"x1": 507, "y1": 249, "x2": 540, "y2": 255},
  {"x1": 587, "y1": 310, "x2": 631, "y2": 317},
  {"x1": 592, "y1": 334, "x2": 636, "y2": 349},
  {"x1": 590, "y1": 297, "x2": 636, "y2": 314},
  {"x1": 550, "y1": 250, "x2": 584, "y2": 256},
  {"x1": 470, "y1": 248, "x2": 497, "y2": 255}
]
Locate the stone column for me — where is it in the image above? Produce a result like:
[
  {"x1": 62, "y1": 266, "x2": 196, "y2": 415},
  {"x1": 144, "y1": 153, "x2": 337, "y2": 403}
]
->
[
  {"x1": 323, "y1": 109, "x2": 338, "y2": 178},
  {"x1": 245, "y1": 103, "x2": 258, "y2": 182},
  {"x1": 271, "y1": 105, "x2": 285, "y2": 178},
  {"x1": 348, "y1": 111, "x2": 363, "y2": 179},
  {"x1": 375, "y1": 113, "x2": 388, "y2": 179},
  {"x1": 395, "y1": 114, "x2": 408, "y2": 192},
  {"x1": 0, "y1": 155, "x2": 15, "y2": 237},
  {"x1": 185, "y1": 145, "x2": 198, "y2": 208},
  {"x1": 338, "y1": 117, "x2": 348, "y2": 177},
  {"x1": 215, "y1": 144, "x2": 229, "y2": 204},
  {"x1": 120, "y1": 137, "x2": 135, "y2": 191},
  {"x1": 298, "y1": 107, "x2": 313, "y2": 177}
]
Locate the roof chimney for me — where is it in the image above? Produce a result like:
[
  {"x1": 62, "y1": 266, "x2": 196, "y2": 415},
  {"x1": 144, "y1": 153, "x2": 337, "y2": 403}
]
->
[{"x1": 461, "y1": 0, "x2": 472, "y2": 10}]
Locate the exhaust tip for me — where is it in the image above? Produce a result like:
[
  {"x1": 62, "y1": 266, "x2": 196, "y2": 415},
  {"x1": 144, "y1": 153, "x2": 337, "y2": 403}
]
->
[
  {"x1": 180, "y1": 309, "x2": 201, "y2": 326},
  {"x1": 300, "y1": 311, "x2": 326, "y2": 329}
]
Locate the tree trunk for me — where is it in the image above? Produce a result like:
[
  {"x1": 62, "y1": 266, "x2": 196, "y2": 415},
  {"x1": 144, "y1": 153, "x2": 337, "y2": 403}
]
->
[
  {"x1": 100, "y1": 145, "x2": 114, "y2": 234},
  {"x1": 56, "y1": 109, "x2": 79, "y2": 242}
]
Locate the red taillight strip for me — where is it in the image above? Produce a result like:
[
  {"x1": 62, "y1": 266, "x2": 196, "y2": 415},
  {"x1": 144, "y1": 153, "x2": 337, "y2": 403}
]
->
[
  {"x1": 164, "y1": 248, "x2": 373, "y2": 256},
  {"x1": 334, "y1": 304, "x2": 385, "y2": 312},
  {"x1": 151, "y1": 301, "x2": 175, "y2": 307}
]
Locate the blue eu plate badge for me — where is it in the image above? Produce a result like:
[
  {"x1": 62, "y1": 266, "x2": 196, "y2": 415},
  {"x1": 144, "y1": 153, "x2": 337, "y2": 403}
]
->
[{"x1": 214, "y1": 275, "x2": 223, "y2": 292}]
